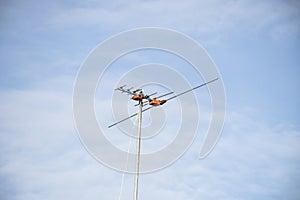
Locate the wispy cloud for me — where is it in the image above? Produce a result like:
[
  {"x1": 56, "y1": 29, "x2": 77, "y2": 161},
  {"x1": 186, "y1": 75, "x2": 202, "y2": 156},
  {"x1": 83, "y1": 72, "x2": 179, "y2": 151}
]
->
[
  {"x1": 2, "y1": 77, "x2": 298, "y2": 199},
  {"x1": 134, "y1": 108, "x2": 300, "y2": 200},
  {"x1": 0, "y1": 76, "x2": 120, "y2": 200},
  {"x1": 49, "y1": 0, "x2": 300, "y2": 42}
]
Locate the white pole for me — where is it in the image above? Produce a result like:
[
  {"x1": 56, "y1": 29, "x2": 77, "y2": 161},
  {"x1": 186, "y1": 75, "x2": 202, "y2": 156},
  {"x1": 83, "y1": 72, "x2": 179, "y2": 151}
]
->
[{"x1": 133, "y1": 100, "x2": 142, "y2": 200}]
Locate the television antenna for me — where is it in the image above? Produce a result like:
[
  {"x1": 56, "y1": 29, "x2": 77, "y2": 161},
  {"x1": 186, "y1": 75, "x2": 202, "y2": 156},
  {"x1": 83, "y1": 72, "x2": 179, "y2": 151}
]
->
[{"x1": 109, "y1": 78, "x2": 218, "y2": 200}]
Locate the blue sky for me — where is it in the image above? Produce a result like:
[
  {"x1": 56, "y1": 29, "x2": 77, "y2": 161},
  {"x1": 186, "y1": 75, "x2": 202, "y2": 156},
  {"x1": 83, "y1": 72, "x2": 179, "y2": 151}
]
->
[{"x1": 0, "y1": 0, "x2": 299, "y2": 200}]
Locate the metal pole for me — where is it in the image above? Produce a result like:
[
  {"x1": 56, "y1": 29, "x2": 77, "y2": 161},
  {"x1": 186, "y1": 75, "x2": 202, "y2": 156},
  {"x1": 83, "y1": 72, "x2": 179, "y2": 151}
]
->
[{"x1": 134, "y1": 100, "x2": 142, "y2": 200}]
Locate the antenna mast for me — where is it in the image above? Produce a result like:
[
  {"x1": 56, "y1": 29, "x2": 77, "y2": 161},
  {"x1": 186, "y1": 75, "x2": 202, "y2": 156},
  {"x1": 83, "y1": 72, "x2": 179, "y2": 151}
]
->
[{"x1": 134, "y1": 98, "x2": 143, "y2": 200}]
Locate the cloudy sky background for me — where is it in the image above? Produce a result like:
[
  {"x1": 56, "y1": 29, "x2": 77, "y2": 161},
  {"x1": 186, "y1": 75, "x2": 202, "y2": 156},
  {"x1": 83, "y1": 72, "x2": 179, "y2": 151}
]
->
[{"x1": 0, "y1": 0, "x2": 299, "y2": 200}]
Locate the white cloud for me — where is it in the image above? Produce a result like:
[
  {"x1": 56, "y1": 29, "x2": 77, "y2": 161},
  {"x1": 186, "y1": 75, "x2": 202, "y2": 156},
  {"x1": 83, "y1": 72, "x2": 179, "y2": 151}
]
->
[
  {"x1": 49, "y1": 0, "x2": 300, "y2": 42},
  {"x1": 132, "y1": 108, "x2": 300, "y2": 200},
  {"x1": 1, "y1": 73, "x2": 299, "y2": 200},
  {"x1": 0, "y1": 76, "x2": 123, "y2": 200}
]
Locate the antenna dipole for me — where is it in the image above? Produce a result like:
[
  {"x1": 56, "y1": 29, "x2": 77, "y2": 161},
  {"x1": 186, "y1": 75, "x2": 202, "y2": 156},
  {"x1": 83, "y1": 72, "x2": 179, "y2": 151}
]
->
[{"x1": 134, "y1": 99, "x2": 143, "y2": 200}]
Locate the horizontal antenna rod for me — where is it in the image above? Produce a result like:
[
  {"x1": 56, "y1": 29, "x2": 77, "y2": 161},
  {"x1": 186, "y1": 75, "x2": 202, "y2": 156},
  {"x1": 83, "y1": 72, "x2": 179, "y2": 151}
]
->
[{"x1": 166, "y1": 78, "x2": 219, "y2": 101}]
